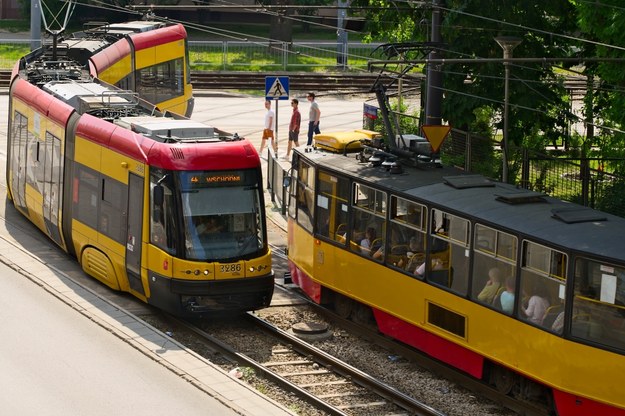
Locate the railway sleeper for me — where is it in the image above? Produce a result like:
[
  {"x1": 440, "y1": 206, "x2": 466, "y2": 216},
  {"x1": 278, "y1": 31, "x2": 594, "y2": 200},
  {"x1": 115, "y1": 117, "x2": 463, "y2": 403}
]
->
[{"x1": 278, "y1": 369, "x2": 332, "y2": 377}]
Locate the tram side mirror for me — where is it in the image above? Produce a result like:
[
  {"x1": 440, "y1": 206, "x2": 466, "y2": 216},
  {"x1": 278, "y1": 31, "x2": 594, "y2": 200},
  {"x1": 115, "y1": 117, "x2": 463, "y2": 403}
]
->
[
  {"x1": 153, "y1": 184, "x2": 164, "y2": 207},
  {"x1": 282, "y1": 176, "x2": 291, "y2": 188}
]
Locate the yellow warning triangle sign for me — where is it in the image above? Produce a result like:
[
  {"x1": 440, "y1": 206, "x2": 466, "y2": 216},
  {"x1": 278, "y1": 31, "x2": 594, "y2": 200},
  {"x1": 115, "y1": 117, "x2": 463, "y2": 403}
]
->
[{"x1": 421, "y1": 125, "x2": 451, "y2": 152}]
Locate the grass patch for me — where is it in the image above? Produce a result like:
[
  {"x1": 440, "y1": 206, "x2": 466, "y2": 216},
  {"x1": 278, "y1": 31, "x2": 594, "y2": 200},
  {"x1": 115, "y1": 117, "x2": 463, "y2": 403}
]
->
[
  {"x1": 0, "y1": 20, "x2": 29, "y2": 32},
  {"x1": 0, "y1": 44, "x2": 29, "y2": 68}
]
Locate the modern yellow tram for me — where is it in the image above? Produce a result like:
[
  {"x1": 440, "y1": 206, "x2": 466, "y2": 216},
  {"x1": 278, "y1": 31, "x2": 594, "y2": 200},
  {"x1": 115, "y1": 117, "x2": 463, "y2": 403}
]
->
[
  {"x1": 286, "y1": 133, "x2": 625, "y2": 416},
  {"x1": 6, "y1": 32, "x2": 273, "y2": 318}
]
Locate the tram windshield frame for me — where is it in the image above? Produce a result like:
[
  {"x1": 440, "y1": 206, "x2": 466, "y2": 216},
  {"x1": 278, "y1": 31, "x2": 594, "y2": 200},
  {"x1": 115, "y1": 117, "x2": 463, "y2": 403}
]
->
[{"x1": 150, "y1": 167, "x2": 266, "y2": 262}]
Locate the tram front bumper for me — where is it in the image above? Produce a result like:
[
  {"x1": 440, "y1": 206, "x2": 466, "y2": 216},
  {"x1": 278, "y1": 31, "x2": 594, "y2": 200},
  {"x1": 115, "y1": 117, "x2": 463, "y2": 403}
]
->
[{"x1": 148, "y1": 272, "x2": 275, "y2": 317}]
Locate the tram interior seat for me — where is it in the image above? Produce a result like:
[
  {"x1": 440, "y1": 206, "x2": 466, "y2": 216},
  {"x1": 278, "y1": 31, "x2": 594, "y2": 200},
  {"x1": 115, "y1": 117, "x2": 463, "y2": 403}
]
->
[
  {"x1": 429, "y1": 267, "x2": 454, "y2": 288},
  {"x1": 334, "y1": 224, "x2": 347, "y2": 242},
  {"x1": 391, "y1": 244, "x2": 409, "y2": 255},
  {"x1": 493, "y1": 290, "x2": 504, "y2": 310},
  {"x1": 388, "y1": 244, "x2": 409, "y2": 266},
  {"x1": 542, "y1": 304, "x2": 564, "y2": 328},
  {"x1": 365, "y1": 238, "x2": 383, "y2": 258}
]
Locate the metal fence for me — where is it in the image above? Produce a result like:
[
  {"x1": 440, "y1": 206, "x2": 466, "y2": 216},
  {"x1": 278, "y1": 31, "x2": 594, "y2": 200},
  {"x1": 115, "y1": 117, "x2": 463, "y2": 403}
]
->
[
  {"x1": 266, "y1": 148, "x2": 289, "y2": 216},
  {"x1": 0, "y1": 39, "x2": 385, "y2": 71},
  {"x1": 441, "y1": 129, "x2": 625, "y2": 218},
  {"x1": 188, "y1": 41, "x2": 385, "y2": 72}
]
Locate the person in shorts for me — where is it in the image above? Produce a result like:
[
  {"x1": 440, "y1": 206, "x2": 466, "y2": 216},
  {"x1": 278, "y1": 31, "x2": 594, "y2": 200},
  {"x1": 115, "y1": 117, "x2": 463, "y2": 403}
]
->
[
  {"x1": 286, "y1": 98, "x2": 301, "y2": 159},
  {"x1": 259, "y1": 100, "x2": 275, "y2": 156}
]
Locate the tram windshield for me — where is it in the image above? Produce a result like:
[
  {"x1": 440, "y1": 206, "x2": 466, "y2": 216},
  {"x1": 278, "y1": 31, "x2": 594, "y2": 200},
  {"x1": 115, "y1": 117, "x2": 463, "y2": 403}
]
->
[{"x1": 150, "y1": 168, "x2": 265, "y2": 261}]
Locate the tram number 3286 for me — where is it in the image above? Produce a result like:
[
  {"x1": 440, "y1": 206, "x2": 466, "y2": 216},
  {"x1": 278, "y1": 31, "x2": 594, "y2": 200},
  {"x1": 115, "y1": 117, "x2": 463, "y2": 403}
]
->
[{"x1": 221, "y1": 264, "x2": 242, "y2": 273}]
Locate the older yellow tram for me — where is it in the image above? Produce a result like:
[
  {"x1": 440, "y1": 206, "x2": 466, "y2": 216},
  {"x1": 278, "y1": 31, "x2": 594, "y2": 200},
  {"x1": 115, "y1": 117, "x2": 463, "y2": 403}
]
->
[{"x1": 286, "y1": 134, "x2": 625, "y2": 416}]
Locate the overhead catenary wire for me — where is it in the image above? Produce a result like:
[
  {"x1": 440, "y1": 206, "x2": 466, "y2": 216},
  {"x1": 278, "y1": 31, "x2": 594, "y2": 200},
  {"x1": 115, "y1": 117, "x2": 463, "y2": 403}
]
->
[{"x1": 66, "y1": 1, "x2": 623, "y2": 134}]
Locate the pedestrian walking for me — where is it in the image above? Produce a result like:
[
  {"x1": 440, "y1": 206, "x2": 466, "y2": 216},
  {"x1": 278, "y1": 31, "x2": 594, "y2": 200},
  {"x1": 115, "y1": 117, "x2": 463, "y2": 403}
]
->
[
  {"x1": 259, "y1": 100, "x2": 276, "y2": 156},
  {"x1": 286, "y1": 98, "x2": 301, "y2": 159},
  {"x1": 306, "y1": 92, "x2": 321, "y2": 146}
]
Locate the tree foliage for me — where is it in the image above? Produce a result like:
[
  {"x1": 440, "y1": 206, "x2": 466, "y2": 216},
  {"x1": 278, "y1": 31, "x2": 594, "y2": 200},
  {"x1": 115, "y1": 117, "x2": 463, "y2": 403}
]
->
[
  {"x1": 351, "y1": 1, "x2": 581, "y2": 150},
  {"x1": 573, "y1": 0, "x2": 625, "y2": 173}
]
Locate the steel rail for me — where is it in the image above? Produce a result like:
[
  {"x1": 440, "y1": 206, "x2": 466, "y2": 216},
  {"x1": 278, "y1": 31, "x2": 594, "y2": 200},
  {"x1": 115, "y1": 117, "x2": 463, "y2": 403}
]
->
[{"x1": 245, "y1": 312, "x2": 445, "y2": 416}]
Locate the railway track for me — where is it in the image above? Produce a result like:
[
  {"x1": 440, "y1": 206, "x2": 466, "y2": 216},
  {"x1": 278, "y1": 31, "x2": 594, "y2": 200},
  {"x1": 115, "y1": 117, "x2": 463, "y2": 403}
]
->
[
  {"x1": 0, "y1": 69, "x2": 420, "y2": 93},
  {"x1": 189, "y1": 71, "x2": 422, "y2": 94},
  {"x1": 169, "y1": 310, "x2": 443, "y2": 416},
  {"x1": 0, "y1": 69, "x2": 10, "y2": 87}
]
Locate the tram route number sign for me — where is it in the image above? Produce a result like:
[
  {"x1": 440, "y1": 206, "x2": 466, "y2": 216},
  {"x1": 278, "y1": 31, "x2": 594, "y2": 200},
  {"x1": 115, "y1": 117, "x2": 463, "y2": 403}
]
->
[
  {"x1": 421, "y1": 124, "x2": 451, "y2": 153},
  {"x1": 265, "y1": 76, "x2": 289, "y2": 100}
]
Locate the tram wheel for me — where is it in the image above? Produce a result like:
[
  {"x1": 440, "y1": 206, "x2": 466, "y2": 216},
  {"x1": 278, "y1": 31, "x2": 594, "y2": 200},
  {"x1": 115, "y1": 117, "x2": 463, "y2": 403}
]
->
[
  {"x1": 491, "y1": 365, "x2": 517, "y2": 395},
  {"x1": 352, "y1": 303, "x2": 374, "y2": 327},
  {"x1": 334, "y1": 293, "x2": 355, "y2": 319}
]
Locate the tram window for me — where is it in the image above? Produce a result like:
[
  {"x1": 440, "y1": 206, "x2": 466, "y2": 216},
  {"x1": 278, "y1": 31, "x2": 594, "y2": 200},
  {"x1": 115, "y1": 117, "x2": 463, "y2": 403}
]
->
[
  {"x1": 519, "y1": 241, "x2": 567, "y2": 329},
  {"x1": 73, "y1": 165, "x2": 99, "y2": 230},
  {"x1": 350, "y1": 182, "x2": 386, "y2": 258},
  {"x1": 287, "y1": 156, "x2": 298, "y2": 219},
  {"x1": 427, "y1": 209, "x2": 470, "y2": 295},
  {"x1": 11, "y1": 112, "x2": 28, "y2": 209},
  {"x1": 150, "y1": 169, "x2": 177, "y2": 254},
  {"x1": 115, "y1": 75, "x2": 132, "y2": 91},
  {"x1": 43, "y1": 132, "x2": 62, "y2": 225},
  {"x1": 25, "y1": 125, "x2": 39, "y2": 191},
  {"x1": 314, "y1": 171, "x2": 349, "y2": 242},
  {"x1": 100, "y1": 177, "x2": 127, "y2": 244},
  {"x1": 295, "y1": 160, "x2": 314, "y2": 233},
  {"x1": 572, "y1": 258, "x2": 625, "y2": 352},
  {"x1": 354, "y1": 183, "x2": 386, "y2": 215},
  {"x1": 471, "y1": 224, "x2": 517, "y2": 307},
  {"x1": 389, "y1": 196, "x2": 427, "y2": 273},
  {"x1": 136, "y1": 58, "x2": 183, "y2": 104}
]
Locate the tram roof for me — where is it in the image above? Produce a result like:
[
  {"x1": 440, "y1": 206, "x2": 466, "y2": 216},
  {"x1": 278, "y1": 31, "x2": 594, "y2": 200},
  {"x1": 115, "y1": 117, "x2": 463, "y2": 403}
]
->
[{"x1": 306, "y1": 150, "x2": 625, "y2": 262}]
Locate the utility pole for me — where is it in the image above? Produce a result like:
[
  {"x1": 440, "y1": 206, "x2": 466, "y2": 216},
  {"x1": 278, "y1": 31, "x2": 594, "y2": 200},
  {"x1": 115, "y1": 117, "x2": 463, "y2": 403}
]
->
[
  {"x1": 425, "y1": 0, "x2": 443, "y2": 126},
  {"x1": 30, "y1": 0, "x2": 41, "y2": 51},
  {"x1": 496, "y1": 36, "x2": 522, "y2": 184},
  {"x1": 337, "y1": 0, "x2": 349, "y2": 69}
]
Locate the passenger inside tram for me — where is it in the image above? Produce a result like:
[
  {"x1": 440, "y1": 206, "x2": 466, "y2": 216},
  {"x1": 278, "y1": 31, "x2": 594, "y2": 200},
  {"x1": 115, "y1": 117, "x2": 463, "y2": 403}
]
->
[
  {"x1": 477, "y1": 268, "x2": 503, "y2": 304},
  {"x1": 496, "y1": 276, "x2": 516, "y2": 314},
  {"x1": 522, "y1": 284, "x2": 551, "y2": 325}
]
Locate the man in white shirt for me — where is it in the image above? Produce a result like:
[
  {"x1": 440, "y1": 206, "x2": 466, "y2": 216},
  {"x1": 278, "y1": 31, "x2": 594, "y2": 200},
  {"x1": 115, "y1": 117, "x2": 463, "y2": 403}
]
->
[{"x1": 259, "y1": 100, "x2": 276, "y2": 156}]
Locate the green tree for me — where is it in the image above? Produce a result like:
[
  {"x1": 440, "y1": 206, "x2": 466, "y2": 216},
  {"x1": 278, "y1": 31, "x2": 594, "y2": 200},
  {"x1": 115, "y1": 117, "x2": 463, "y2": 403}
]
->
[
  {"x1": 350, "y1": 1, "x2": 579, "y2": 151},
  {"x1": 574, "y1": 0, "x2": 625, "y2": 174}
]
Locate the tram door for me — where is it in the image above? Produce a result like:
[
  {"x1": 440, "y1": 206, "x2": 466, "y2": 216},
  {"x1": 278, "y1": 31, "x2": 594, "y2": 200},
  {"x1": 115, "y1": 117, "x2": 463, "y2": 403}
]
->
[
  {"x1": 125, "y1": 173, "x2": 145, "y2": 295},
  {"x1": 42, "y1": 133, "x2": 62, "y2": 246}
]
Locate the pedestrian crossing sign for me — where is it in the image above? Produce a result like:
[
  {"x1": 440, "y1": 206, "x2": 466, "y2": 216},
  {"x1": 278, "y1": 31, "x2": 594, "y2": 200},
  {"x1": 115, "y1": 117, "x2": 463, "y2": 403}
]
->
[{"x1": 265, "y1": 76, "x2": 290, "y2": 100}]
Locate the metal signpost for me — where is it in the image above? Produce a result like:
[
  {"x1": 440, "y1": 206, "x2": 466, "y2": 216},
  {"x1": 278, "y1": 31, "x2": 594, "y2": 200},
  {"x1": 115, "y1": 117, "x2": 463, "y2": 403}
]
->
[{"x1": 265, "y1": 76, "x2": 290, "y2": 155}]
